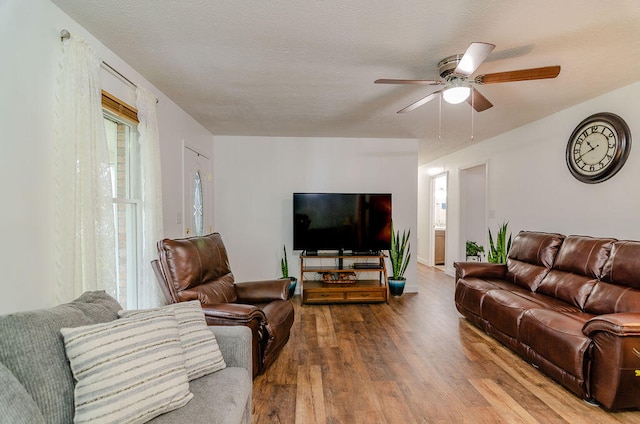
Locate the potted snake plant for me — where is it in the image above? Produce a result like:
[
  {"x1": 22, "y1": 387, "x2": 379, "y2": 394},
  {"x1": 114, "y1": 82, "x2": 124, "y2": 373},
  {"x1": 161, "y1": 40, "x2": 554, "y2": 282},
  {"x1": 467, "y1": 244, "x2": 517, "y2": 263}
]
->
[
  {"x1": 388, "y1": 222, "x2": 411, "y2": 296},
  {"x1": 281, "y1": 245, "x2": 297, "y2": 297},
  {"x1": 488, "y1": 221, "x2": 512, "y2": 264}
]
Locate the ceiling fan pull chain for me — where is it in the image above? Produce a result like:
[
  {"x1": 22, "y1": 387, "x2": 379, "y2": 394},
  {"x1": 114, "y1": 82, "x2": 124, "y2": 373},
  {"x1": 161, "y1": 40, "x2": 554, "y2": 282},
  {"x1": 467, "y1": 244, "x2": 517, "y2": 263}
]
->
[
  {"x1": 438, "y1": 94, "x2": 442, "y2": 140},
  {"x1": 471, "y1": 88, "x2": 475, "y2": 141}
]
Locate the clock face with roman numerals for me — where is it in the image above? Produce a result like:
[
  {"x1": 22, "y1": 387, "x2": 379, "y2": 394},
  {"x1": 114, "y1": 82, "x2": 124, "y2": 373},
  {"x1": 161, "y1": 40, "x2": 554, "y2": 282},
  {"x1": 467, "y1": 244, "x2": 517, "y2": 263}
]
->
[{"x1": 566, "y1": 112, "x2": 631, "y2": 184}]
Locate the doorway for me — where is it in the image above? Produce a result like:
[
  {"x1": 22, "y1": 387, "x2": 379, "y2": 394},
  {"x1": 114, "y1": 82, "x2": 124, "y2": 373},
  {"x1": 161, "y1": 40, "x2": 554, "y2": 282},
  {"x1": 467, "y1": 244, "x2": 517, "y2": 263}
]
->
[
  {"x1": 184, "y1": 146, "x2": 212, "y2": 237},
  {"x1": 431, "y1": 173, "x2": 447, "y2": 267},
  {"x1": 460, "y1": 163, "x2": 487, "y2": 261}
]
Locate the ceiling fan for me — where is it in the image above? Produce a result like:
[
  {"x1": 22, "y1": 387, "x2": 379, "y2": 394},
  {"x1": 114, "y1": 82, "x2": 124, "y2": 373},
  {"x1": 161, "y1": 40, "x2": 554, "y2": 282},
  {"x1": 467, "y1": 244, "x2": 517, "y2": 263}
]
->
[{"x1": 375, "y1": 42, "x2": 560, "y2": 113}]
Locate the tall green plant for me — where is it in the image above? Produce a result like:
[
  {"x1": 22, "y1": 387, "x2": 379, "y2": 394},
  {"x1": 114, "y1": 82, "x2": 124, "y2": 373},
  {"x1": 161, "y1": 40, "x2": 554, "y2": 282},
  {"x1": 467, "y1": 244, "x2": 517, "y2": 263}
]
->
[
  {"x1": 389, "y1": 222, "x2": 411, "y2": 279},
  {"x1": 488, "y1": 222, "x2": 512, "y2": 264},
  {"x1": 281, "y1": 245, "x2": 289, "y2": 278}
]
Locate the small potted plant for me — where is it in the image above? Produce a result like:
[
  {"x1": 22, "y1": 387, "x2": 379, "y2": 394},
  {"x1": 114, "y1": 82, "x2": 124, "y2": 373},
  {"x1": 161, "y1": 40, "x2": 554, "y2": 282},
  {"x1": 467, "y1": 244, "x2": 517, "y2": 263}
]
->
[
  {"x1": 388, "y1": 222, "x2": 411, "y2": 296},
  {"x1": 465, "y1": 240, "x2": 484, "y2": 261},
  {"x1": 281, "y1": 245, "x2": 297, "y2": 297}
]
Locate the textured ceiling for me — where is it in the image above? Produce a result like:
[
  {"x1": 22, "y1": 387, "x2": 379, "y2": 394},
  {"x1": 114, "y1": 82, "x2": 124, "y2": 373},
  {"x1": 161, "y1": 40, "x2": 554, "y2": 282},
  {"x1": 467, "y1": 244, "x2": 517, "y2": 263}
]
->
[{"x1": 52, "y1": 0, "x2": 640, "y2": 164}]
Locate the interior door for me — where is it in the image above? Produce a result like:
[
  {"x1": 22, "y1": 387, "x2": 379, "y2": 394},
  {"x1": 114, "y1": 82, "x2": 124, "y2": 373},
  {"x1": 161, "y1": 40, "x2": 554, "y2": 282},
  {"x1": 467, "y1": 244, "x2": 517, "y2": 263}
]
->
[{"x1": 184, "y1": 146, "x2": 212, "y2": 237}]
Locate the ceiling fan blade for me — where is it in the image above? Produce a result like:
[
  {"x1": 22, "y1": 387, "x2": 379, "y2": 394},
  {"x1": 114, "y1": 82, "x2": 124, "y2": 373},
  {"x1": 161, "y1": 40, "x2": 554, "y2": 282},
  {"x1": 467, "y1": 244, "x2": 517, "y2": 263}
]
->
[
  {"x1": 454, "y1": 42, "x2": 496, "y2": 76},
  {"x1": 474, "y1": 65, "x2": 561, "y2": 84},
  {"x1": 467, "y1": 88, "x2": 493, "y2": 112},
  {"x1": 397, "y1": 90, "x2": 441, "y2": 113},
  {"x1": 375, "y1": 78, "x2": 442, "y2": 85}
]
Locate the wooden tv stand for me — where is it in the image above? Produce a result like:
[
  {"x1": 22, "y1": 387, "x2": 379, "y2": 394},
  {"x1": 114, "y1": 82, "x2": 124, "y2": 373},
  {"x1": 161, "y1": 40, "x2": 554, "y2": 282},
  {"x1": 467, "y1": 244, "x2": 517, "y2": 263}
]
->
[{"x1": 299, "y1": 252, "x2": 388, "y2": 304}]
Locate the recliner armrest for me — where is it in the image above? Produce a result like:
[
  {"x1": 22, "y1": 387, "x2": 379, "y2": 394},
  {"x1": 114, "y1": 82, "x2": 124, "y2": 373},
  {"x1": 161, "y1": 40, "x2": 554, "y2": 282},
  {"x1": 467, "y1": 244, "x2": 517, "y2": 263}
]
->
[
  {"x1": 201, "y1": 303, "x2": 266, "y2": 325},
  {"x1": 454, "y1": 261, "x2": 507, "y2": 281},
  {"x1": 583, "y1": 313, "x2": 640, "y2": 337},
  {"x1": 234, "y1": 279, "x2": 291, "y2": 302},
  {"x1": 582, "y1": 312, "x2": 640, "y2": 409}
]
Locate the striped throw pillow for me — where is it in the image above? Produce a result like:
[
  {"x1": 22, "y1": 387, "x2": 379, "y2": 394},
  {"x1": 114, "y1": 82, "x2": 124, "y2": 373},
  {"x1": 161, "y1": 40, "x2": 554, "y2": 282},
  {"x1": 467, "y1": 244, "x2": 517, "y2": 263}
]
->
[
  {"x1": 120, "y1": 301, "x2": 226, "y2": 380},
  {"x1": 60, "y1": 310, "x2": 193, "y2": 424}
]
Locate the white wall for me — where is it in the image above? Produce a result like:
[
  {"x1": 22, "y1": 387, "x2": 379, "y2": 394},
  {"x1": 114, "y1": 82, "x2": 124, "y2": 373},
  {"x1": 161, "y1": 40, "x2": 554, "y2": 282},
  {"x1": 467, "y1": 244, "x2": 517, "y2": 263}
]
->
[
  {"x1": 416, "y1": 171, "x2": 430, "y2": 265},
  {"x1": 213, "y1": 136, "x2": 419, "y2": 292},
  {"x1": 0, "y1": 0, "x2": 213, "y2": 313},
  {"x1": 420, "y1": 81, "x2": 640, "y2": 275}
]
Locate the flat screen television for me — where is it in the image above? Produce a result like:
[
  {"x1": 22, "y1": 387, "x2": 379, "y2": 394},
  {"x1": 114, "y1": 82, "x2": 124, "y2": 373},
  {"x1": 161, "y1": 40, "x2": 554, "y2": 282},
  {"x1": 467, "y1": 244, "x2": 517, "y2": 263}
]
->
[{"x1": 293, "y1": 193, "x2": 392, "y2": 253}]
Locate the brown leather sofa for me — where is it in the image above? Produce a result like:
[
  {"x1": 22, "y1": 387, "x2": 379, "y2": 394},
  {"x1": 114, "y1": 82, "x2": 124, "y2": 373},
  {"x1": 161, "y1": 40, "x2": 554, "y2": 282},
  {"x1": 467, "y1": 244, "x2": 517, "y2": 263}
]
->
[
  {"x1": 454, "y1": 230, "x2": 640, "y2": 410},
  {"x1": 152, "y1": 232, "x2": 295, "y2": 377}
]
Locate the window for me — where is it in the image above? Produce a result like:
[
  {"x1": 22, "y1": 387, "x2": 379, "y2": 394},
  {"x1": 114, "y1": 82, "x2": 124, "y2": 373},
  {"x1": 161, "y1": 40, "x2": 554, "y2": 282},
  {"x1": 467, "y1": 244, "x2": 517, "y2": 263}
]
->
[
  {"x1": 103, "y1": 91, "x2": 141, "y2": 309},
  {"x1": 193, "y1": 170, "x2": 204, "y2": 236}
]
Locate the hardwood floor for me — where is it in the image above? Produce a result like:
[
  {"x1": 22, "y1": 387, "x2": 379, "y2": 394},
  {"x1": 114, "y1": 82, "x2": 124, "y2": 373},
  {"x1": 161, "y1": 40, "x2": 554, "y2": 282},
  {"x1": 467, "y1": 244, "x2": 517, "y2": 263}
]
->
[{"x1": 252, "y1": 264, "x2": 640, "y2": 423}]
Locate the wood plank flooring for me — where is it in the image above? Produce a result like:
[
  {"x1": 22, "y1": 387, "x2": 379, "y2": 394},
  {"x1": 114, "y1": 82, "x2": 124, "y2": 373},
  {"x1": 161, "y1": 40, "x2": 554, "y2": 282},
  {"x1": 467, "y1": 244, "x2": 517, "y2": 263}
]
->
[{"x1": 252, "y1": 264, "x2": 640, "y2": 423}]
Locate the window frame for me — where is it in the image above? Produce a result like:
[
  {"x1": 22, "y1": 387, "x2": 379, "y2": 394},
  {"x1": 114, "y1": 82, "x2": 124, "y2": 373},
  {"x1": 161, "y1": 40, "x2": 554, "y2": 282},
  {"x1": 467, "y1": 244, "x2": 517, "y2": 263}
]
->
[{"x1": 103, "y1": 91, "x2": 142, "y2": 309}]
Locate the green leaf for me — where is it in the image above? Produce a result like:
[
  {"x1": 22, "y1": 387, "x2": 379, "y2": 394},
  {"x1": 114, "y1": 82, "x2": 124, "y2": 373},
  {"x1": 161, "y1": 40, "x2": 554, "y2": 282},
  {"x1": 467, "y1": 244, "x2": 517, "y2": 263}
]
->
[{"x1": 281, "y1": 245, "x2": 288, "y2": 278}]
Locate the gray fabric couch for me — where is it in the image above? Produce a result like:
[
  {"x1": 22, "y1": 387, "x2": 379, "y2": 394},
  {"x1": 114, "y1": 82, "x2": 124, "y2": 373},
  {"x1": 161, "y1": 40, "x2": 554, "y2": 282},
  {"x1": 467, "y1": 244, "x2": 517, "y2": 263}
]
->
[{"x1": 0, "y1": 291, "x2": 252, "y2": 424}]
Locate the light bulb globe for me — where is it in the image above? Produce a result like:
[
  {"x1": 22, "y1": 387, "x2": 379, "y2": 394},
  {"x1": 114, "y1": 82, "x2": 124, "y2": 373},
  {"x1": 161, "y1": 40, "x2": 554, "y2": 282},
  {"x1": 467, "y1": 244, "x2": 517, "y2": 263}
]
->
[{"x1": 442, "y1": 85, "x2": 471, "y2": 104}]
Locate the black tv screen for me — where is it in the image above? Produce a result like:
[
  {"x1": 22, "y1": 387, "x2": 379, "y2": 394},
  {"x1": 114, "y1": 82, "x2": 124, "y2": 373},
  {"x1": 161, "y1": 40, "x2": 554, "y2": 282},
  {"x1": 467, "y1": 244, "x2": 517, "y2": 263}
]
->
[{"x1": 293, "y1": 193, "x2": 392, "y2": 252}]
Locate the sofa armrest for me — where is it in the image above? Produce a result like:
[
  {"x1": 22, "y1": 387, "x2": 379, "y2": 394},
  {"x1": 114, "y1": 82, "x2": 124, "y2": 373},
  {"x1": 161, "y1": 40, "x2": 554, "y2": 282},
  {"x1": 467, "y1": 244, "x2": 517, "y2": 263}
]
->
[
  {"x1": 0, "y1": 361, "x2": 46, "y2": 424},
  {"x1": 453, "y1": 261, "x2": 507, "y2": 281},
  {"x1": 201, "y1": 303, "x2": 266, "y2": 325},
  {"x1": 234, "y1": 279, "x2": 290, "y2": 302},
  {"x1": 582, "y1": 313, "x2": 640, "y2": 410},
  {"x1": 209, "y1": 325, "x2": 253, "y2": 374},
  {"x1": 583, "y1": 313, "x2": 640, "y2": 337}
]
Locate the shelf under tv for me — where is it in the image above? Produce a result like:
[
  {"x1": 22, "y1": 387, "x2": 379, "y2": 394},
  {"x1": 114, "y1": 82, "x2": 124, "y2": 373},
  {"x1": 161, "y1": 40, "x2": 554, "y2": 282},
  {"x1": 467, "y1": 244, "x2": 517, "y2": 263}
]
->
[
  {"x1": 299, "y1": 253, "x2": 388, "y2": 305},
  {"x1": 302, "y1": 250, "x2": 381, "y2": 257}
]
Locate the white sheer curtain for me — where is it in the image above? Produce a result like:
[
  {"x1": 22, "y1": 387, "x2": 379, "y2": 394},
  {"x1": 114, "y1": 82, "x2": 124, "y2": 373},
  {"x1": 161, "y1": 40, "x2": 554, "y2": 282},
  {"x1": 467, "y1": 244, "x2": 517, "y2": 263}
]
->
[
  {"x1": 53, "y1": 36, "x2": 116, "y2": 303},
  {"x1": 136, "y1": 86, "x2": 165, "y2": 308}
]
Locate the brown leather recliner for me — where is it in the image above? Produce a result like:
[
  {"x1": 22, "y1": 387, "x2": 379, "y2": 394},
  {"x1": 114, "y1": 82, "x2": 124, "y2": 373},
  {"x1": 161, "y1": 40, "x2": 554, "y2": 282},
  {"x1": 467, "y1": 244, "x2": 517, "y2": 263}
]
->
[{"x1": 151, "y1": 232, "x2": 295, "y2": 377}]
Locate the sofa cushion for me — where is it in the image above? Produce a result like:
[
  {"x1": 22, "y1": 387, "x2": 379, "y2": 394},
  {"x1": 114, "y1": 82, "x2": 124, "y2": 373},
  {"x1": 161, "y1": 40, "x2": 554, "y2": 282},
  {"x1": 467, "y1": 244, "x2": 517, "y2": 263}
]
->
[
  {"x1": 505, "y1": 231, "x2": 564, "y2": 291},
  {"x1": 481, "y1": 287, "x2": 584, "y2": 339},
  {"x1": 583, "y1": 281, "x2": 640, "y2": 315},
  {"x1": 61, "y1": 309, "x2": 193, "y2": 424},
  {"x1": 601, "y1": 240, "x2": 640, "y2": 289},
  {"x1": 583, "y1": 240, "x2": 640, "y2": 314},
  {"x1": 535, "y1": 235, "x2": 614, "y2": 309},
  {"x1": 553, "y1": 235, "x2": 615, "y2": 278},
  {"x1": 481, "y1": 290, "x2": 544, "y2": 338},
  {"x1": 0, "y1": 291, "x2": 122, "y2": 424},
  {"x1": 120, "y1": 301, "x2": 226, "y2": 380},
  {"x1": 536, "y1": 270, "x2": 597, "y2": 309},
  {"x1": 455, "y1": 277, "x2": 531, "y2": 318},
  {"x1": 148, "y1": 367, "x2": 251, "y2": 423},
  {"x1": 519, "y1": 308, "x2": 593, "y2": 380},
  {"x1": 455, "y1": 278, "x2": 495, "y2": 318},
  {"x1": 0, "y1": 362, "x2": 45, "y2": 424},
  {"x1": 506, "y1": 291, "x2": 584, "y2": 314}
]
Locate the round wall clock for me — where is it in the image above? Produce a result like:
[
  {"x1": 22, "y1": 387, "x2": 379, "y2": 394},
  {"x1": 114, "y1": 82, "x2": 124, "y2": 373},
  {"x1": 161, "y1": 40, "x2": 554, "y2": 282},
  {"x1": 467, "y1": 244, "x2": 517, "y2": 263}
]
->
[{"x1": 566, "y1": 112, "x2": 632, "y2": 184}]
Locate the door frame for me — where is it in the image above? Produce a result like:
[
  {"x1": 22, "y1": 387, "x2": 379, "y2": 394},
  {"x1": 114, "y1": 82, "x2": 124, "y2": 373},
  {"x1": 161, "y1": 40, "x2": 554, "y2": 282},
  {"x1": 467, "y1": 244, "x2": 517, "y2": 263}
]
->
[{"x1": 428, "y1": 172, "x2": 448, "y2": 267}]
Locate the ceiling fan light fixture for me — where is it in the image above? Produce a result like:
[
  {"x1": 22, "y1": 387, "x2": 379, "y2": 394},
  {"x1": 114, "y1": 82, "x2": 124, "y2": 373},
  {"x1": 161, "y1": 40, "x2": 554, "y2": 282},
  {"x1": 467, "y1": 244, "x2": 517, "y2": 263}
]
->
[{"x1": 442, "y1": 81, "x2": 471, "y2": 104}]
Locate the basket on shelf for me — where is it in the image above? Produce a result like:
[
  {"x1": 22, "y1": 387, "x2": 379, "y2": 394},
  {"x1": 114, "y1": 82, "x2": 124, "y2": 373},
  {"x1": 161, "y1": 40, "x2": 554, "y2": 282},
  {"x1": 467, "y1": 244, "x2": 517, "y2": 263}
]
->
[{"x1": 320, "y1": 272, "x2": 357, "y2": 284}]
